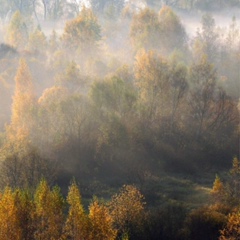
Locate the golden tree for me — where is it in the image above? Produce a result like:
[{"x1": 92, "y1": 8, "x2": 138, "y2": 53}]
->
[
  {"x1": 11, "y1": 58, "x2": 36, "y2": 132},
  {"x1": 33, "y1": 179, "x2": 65, "y2": 240},
  {"x1": 88, "y1": 198, "x2": 117, "y2": 240},
  {"x1": 109, "y1": 185, "x2": 145, "y2": 236},
  {"x1": 0, "y1": 58, "x2": 51, "y2": 189},
  {"x1": 0, "y1": 188, "x2": 22, "y2": 240},
  {"x1": 62, "y1": 6, "x2": 101, "y2": 56},
  {"x1": 62, "y1": 181, "x2": 89, "y2": 239},
  {"x1": 14, "y1": 189, "x2": 34, "y2": 240},
  {"x1": 211, "y1": 175, "x2": 225, "y2": 203},
  {"x1": 219, "y1": 210, "x2": 240, "y2": 240}
]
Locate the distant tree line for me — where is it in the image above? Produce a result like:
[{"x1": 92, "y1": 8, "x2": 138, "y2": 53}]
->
[
  {"x1": 0, "y1": 6, "x2": 238, "y2": 188},
  {"x1": 0, "y1": 0, "x2": 240, "y2": 22}
]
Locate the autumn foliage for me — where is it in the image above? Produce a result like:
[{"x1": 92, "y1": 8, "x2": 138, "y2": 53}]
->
[{"x1": 0, "y1": 181, "x2": 144, "y2": 240}]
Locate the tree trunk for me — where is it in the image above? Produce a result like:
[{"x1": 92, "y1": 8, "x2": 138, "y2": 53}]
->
[{"x1": 42, "y1": 0, "x2": 47, "y2": 20}]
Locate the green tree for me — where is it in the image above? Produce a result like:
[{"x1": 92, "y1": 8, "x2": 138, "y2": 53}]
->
[
  {"x1": 27, "y1": 27, "x2": 47, "y2": 53},
  {"x1": 184, "y1": 206, "x2": 227, "y2": 240},
  {"x1": 38, "y1": 86, "x2": 69, "y2": 152},
  {"x1": 90, "y1": 76, "x2": 136, "y2": 167},
  {"x1": 134, "y1": 49, "x2": 170, "y2": 124},
  {"x1": 188, "y1": 56, "x2": 237, "y2": 143},
  {"x1": 56, "y1": 61, "x2": 85, "y2": 93},
  {"x1": 6, "y1": 11, "x2": 28, "y2": 50},
  {"x1": 158, "y1": 6, "x2": 187, "y2": 54},
  {"x1": 0, "y1": 129, "x2": 57, "y2": 189},
  {"x1": 130, "y1": 7, "x2": 160, "y2": 50},
  {"x1": 188, "y1": 57, "x2": 217, "y2": 139},
  {"x1": 168, "y1": 58, "x2": 188, "y2": 130},
  {"x1": 220, "y1": 17, "x2": 240, "y2": 98},
  {"x1": 192, "y1": 13, "x2": 219, "y2": 62}
]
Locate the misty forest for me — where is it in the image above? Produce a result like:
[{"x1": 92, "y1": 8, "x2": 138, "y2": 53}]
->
[{"x1": 0, "y1": 0, "x2": 239, "y2": 239}]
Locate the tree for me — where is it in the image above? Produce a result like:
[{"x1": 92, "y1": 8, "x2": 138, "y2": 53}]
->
[
  {"x1": 0, "y1": 0, "x2": 35, "y2": 17},
  {"x1": 211, "y1": 175, "x2": 225, "y2": 203},
  {"x1": 15, "y1": 189, "x2": 34, "y2": 240},
  {"x1": 192, "y1": 14, "x2": 219, "y2": 63},
  {"x1": 168, "y1": 58, "x2": 188, "y2": 130},
  {"x1": 0, "y1": 187, "x2": 34, "y2": 240},
  {"x1": 11, "y1": 58, "x2": 36, "y2": 134},
  {"x1": 90, "y1": 0, "x2": 124, "y2": 17},
  {"x1": 134, "y1": 50, "x2": 170, "y2": 124},
  {"x1": 38, "y1": 86, "x2": 69, "y2": 152},
  {"x1": 62, "y1": 181, "x2": 89, "y2": 239},
  {"x1": 210, "y1": 158, "x2": 240, "y2": 207},
  {"x1": 0, "y1": 188, "x2": 22, "y2": 240},
  {"x1": 5, "y1": 11, "x2": 28, "y2": 50},
  {"x1": 0, "y1": 129, "x2": 57, "y2": 189},
  {"x1": 109, "y1": 185, "x2": 145, "y2": 237},
  {"x1": 56, "y1": 61, "x2": 85, "y2": 93},
  {"x1": 48, "y1": 30, "x2": 59, "y2": 53},
  {"x1": 62, "y1": 6, "x2": 101, "y2": 57},
  {"x1": 188, "y1": 57, "x2": 217, "y2": 139},
  {"x1": 0, "y1": 60, "x2": 57, "y2": 188},
  {"x1": 90, "y1": 76, "x2": 136, "y2": 117},
  {"x1": 219, "y1": 17, "x2": 240, "y2": 98},
  {"x1": 48, "y1": 0, "x2": 66, "y2": 20},
  {"x1": 90, "y1": 76, "x2": 136, "y2": 168},
  {"x1": 0, "y1": 59, "x2": 50, "y2": 189},
  {"x1": 40, "y1": 0, "x2": 69, "y2": 21},
  {"x1": 27, "y1": 27, "x2": 47, "y2": 54},
  {"x1": 88, "y1": 198, "x2": 117, "y2": 240},
  {"x1": 225, "y1": 157, "x2": 240, "y2": 206},
  {"x1": 33, "y1": 179, "x2": 65, "y2": 240},
  {"x1": 158, "y1": 6, "x2": 187, "y2": 54},
  {"x1": 188, "y1": 56, "x2": 237, "y2": 143},
  {"x1": 130, "y1": 7, "x2": 160, "y2": 50},
  {"x1": 184, "y1": 206, "x2": 227, "y2": 240},
  {"x1": 219, "y1": 210, "x2": 240, "y2": 240}
]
